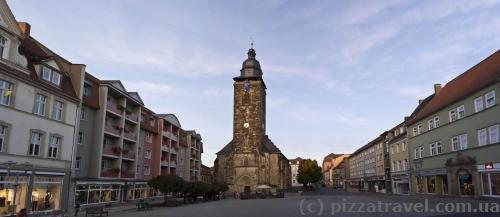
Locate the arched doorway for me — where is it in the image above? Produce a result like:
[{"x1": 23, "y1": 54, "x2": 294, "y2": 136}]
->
[
  {"x1": 457, "y1": 169, "x2": 474, "y2": 196},
  {"x1": 237, "y1": 175, "x2": 252, "y2": 194}
]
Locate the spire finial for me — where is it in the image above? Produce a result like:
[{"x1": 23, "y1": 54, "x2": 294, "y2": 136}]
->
[{"x1": 250, "y1": 37, "x2": 254, "y2": 49}]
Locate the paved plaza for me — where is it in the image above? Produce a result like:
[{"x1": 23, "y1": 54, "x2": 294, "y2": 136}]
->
[{"x1": 109, "y1": 189, "x2": 499, "y2": 217}]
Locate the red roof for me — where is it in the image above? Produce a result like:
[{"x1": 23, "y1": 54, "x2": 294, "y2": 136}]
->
[{"x1": 409, "y1": 50, "x2": 500, "y2": 125}]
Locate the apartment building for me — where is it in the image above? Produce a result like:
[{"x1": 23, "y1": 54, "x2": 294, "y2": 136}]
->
[
  {"x1": 289, "y1": 157, "x2": 303, "y2": 187},
  {"x1": 388, "y1": 122, "x2": 410, "y2": 194},
  {"x1": 347, "y1": 134, "x2": 389, "y2": 193},
  {"x1": 322, "y1": 153, "x2": 342, "y2": 186},
  {"x1": 177, "y1": 130, "x2": 202, "y2": 181},
  {"x1": 73, "y1": 73, "x2": 148, "y2": 206},
  {"x1": 0, "y1": 2, "x2": 85, "y2": 214},
  {"x1": 157, "y1": 114, "x2": 182, "y2": 177},
  {"x1": 408, "y1": 50, "x2": 500, "y2": 197},
  {"x1": 138, "y1": 107, "x2": 160, "y2": 181},
  {"x1": 201, "y1": 165, "x2": 214, "y2": 184}
]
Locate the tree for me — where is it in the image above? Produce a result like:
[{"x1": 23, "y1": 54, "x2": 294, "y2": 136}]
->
[
  {"x1": 297, "y1": 159, "x2": 322, "y2": 188},
  {"x1": 148, "y1": 174, "x2": 185, "y2": 205}
]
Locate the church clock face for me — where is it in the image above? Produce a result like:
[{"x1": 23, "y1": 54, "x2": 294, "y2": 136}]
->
[{"x1": 244, "y1": 122, "x2": 250, "y2": 128}]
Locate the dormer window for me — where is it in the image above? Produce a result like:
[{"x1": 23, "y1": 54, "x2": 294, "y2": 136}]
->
[
  {"x1": 41, "y1": 66, "x2": 61, "y2": 86},
  {"x1": 0, "y1": 36, "x2": 6, "y2": 58}
]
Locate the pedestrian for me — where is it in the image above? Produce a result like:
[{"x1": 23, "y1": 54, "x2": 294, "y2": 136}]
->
[{"x1": 16, "y1": 208, "x2": 27, "y2": 217}]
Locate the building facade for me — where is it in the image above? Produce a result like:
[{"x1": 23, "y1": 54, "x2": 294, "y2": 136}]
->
[
  {"x1": 214, "y1": 48, "x2": 291, "y2": 193},
  {"x1": 330, "y1": 154, "x2": 350, "y2": 189},
  {"x1": 0, "y1": 1, "x2": 85, "y2": 214},
  {"x1": 388, "y1": 122, "x2": 410, "y2": 194},
  {"x1": 347, "y1": 134, "x2": 390, "y2": 193},
  {"x1": 408, "y1": 51, "x2": 500, "y2": 197},
  {"x1": 289, "y1": 157, "x2": 303, "y2": 187}
]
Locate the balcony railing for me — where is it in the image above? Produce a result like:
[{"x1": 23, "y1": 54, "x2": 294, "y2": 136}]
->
[
  {"x1": 104, "y1": 124, "x2": 122, "y2": 136},
  {"x1": 161, "y1": 161, "x2": 169, "y2": 167},
  {"x1": 170, "y1": 148, "x2": 177, "y2": 154},
  {"x1": 171, "y1": 133, "x2": 179, "y2": 141},
  {"x1": 170, "y1": 162, "x2": 177, "y2": 168},
  {"x1": 125, "y1": 112, "x2": 139, "y2": 122},
  {"x1": 161, "y1": 145, "x2": 170, "y2": 152},
  {"x1": 121, "y1": 170, "x2": 135, "y2": 178},
  {"x1": 101, "y1": 168, "x2": 119, "y2": 177},
  {"x1": 106, "y1": 101, "x2": 122, "y2": 115},
  {"x1": 102, "y1": 146, "x2": 120, "y2": 156},
  {"x1": 123, "y1": 131, "x2": 136, "y2": 141},
  {"x1": 122, "y1": 151, "x2": 135, "y2": 159},
  {"x1": 162, "y1": 130, "x2": 171, "y2": 138}
]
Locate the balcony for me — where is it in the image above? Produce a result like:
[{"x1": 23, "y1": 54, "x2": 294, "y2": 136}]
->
[
  {"x1": 171, "y1": 133, "x2": 179, "y2": 141},
  {"x1": 106, "y1": 100, "x2": 122, "y2": 116},
  {"x1": 161, "y1": 145, "x2": 170, "y2": 152},
  {"x1": 123, "y1": 131, "x2": 136, "y2": 141},
  {"x1": 104, "y1": 124, "x2": 122, "y2": 137},
  {"x1": 102, "y1": 146, "x2": 120, "y2": 157},
  {"x1": 170, "y1": 162, "x2": 177, "y2": 168},
  {"x1": 162, "y1": 130, "x2": 171, "y2": 138},
  {"x1": 121, "y1": 170, "x2": 135, "y2": 179},
  {"x1": 161, "y1": 161, "x2": 169, "y2": 167},
  {"x1": 170, "y1": 148, "x2": 177, "y2": 154},
  {"x1": 122, "y1": 151, "x2": 135, "y2": 160},
  {"x1": 101, "y1": 168, "x2": 120, "y2": 178},
  {"x1": 125, "y1": 111, "x2": 139, "y2": 123}
]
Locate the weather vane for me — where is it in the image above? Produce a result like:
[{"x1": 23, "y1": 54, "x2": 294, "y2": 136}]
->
[{"x1": 250, "y1": 37, "x2": 254, "y2": 49}]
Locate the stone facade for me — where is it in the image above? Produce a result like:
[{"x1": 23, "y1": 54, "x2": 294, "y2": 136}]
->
[{"x1": 214, "y1": 48, "x2": 291, "y2": 193}]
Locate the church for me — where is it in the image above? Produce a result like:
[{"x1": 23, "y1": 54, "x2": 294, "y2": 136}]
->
[{"x1": 214, "y1": 47, "x2": 291, "y2": 193}]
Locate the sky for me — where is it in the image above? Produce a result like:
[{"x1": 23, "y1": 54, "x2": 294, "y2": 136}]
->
[{"x1": 8, "y1": 0, "x2": 500, "y2": 166}]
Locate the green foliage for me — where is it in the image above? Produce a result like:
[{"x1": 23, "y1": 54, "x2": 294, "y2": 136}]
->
[
  {"x1": 297, "y1": 159, "x2": 322, "y2": 186},
  {"x1": 148, "y1": 174, "x2": 185, "y2": 194}
]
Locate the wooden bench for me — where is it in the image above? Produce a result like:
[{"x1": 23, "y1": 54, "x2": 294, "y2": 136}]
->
[
  {"x1": 85, "y1": 207, "x2": 109, "y2": 217},
  {"x1": 137, "y1": 201, "x2": 153, "y2": 211}
]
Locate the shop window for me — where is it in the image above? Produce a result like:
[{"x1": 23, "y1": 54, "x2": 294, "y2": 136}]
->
[
  {"x1": 492, "y1": 173, "x2": 500, "y2": 196},
  {"x1": 442, "y1": 175, "x2": 448, "y2": 194},
  {"x1": 458, "y1": 170, "x2": 474, "y2": 196},
  {"x1": 482, "y1": 174, "x2": 490, "y2": 195},
  {"x1": 416, "y1": 176, "x2": 425, "y2": 193},
  {"x1": 31, "y1": 176, "x2": 62, "y2": 212},
  {"x1": 427, "y1": 176, "x2": 436, "y2": 193}
]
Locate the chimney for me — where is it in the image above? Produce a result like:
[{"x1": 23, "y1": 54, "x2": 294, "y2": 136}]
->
[
  {"x1": 434, "y1": 84, "x2": 442, "y2": 94},
  {"x1": 17, "y1": 22, "x2": 31, "y2": 36}
]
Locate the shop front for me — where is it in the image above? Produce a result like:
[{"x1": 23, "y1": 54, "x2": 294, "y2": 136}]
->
[
  {"x1": 0, "y1": 170, "x2": 66, "y2": 216},
  {"x1": 75, "y1": 181, "x2": 162, "y2": 206},
  {"x1": 413, "y1": 168, "x2": 448, "y2": 195},
  {"x1": 391, "y1": 171, "x2": 409, "y2": 195},
  {"x1": 477, "y1": 163, "x2": 500, "y2": 198}
]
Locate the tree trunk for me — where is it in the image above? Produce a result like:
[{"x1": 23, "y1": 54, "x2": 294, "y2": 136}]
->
[{"x1": 164, "y1": 194, "x2": 169, "y2": 206}]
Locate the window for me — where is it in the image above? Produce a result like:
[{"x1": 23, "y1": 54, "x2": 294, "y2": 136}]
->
[
  {"x1": 48, "y1": 136, "x2": 60, "y2": 158},
  {"x1": 103, "y1": 137, "x2": 109, "y2": 146},
  {"x1": 34, "y1": 94, "x2": 47, "y2": 116},
  {"x1": 0, "y1": 36, "x2": 6, "y2": 58},
  {"x1": 140, "y1": 113, "x2": 146, "y2": 123},
  {"x1": 150, "y1": 118, "x2": 155, "y2": 128},
  {"x1": 457, "y1": 105, "x2": 465, "y2": 119},
  {"x1": 398, "y1": 161, "x2": 402, "y2": 172},
  {"x1": 390, "y1": 145, "x2": 394, "y2": 154},
  {"x1": 404, "y1": 159, "x2": 408, "y2": 170},
  {"x1": 414, "y1": 146, "x2": 424, "y2": 159},
  {"x1": 485, "y1": 91, "x2": 496, "y2": 108},
  {"x1": 145, "y1": 132, "x2": 152, "y2": 143},
  {"x1": 396, "y1": 144, "x2": 399, "y2": 153},
  {"x1": 418, "y1": 125, "x2": 422, "y2": 134},
  {"x1": 52, "y1": 100, "x2": 63, "y2": 121},
  {"x1": 489, "y1": 124, "x2": 499, "y2": 144},
  {"x1": 145, "y1": 150, "x2": 152, "y2": 159},
  {"x1": 451, "y1": 136, "x2": 459, "y2": 151},
  {"x1": 0, "y1": 79, "x2": 13, "y2": 105},
  {"x1": 77, "y1": 131, "x2": 84, "y2": 145},
  {"x1": 29, "y1": 132, "x2": 42, "y2": 156},
  {"x1": 434, "y1": 116, "x2": 440, "y2": 128},
  {"x1": 402, "y1": 142, "x2": 406, "y2": 151},
  {"x1": 474, "y1": 96, "x2": 484, "y2": 112},
  {"x1": 75, "y1": 157, "x2": 81, "y2": 170},
  {"x1": 0, "y1": 125, "x2": 6, "y2": 152},
  {"x1": 143, "y1": 166, "x2": 150, "y2": 175},
  {"x1": 478, "y1": 128, "x2": 487, "y2": 146},
  {"x1": 392, "y1": 161, "x2": 396, "y2": 172},
  {"x1": 83, "y1": 82, "x2": 92, "y2": 97},
  {"x1": 428, "y1": 119, "x2": 434, "y2": 130},
  {"x1": 41, "y1": 66, "x2": 61, "y2": 86},
  {"x1": 459, "y1": 134, "x2": 468, "y2": 150},
  {"x1": 80, "y1": 107, "x2": 86, "y2": 120},
  {"x1": 449, "y1": 109, "x2": 457, "y2": 122},
  {"x1": 430, "y1": 141, "x2": 442, "y2": 156},
  {"x1": 412, "y1": 127, "x2": 418, "y2": 137}
]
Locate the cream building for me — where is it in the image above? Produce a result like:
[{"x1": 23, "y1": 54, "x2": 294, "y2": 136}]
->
[{"x1": 0, "y1": 1, "x2": 85, "y2": 214}]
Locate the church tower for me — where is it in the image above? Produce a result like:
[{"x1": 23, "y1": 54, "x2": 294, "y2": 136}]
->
[
  {"x1": 214, "y1": 46, "x2": 291, "y2": 193},
  {"x1": 232, "y1": 47, "x2": 266, "y2": 153}
]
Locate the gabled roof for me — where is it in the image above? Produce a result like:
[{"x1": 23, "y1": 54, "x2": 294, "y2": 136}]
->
[
  {"x1": 408, "y1": 50, "x2": 500, "y2": 125},
  {"x1": 289, "y1": 157, "x2": 304, "y2": 164},
  {"x1": 127, "y1": 92, "x2": 144, "y2": 105},
  {"x1": 103, "y1": 80, "x2": 127, "y2": 92},
  {"x1": 157, "y1": 113, "x2": 182, "y2": 128}
]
